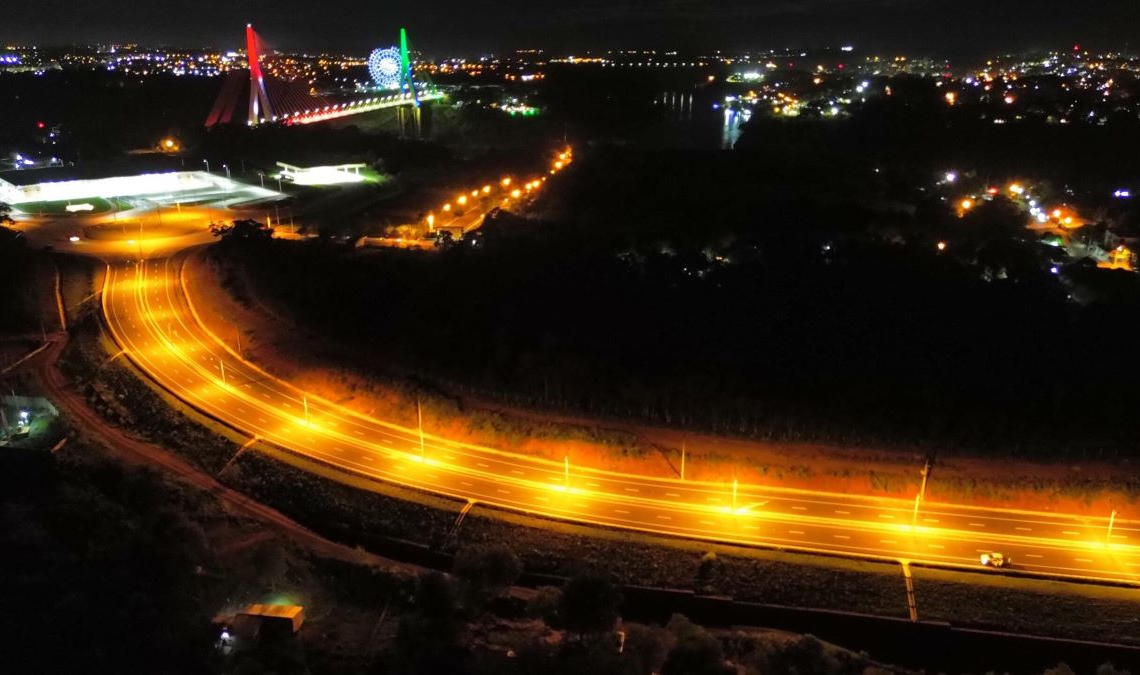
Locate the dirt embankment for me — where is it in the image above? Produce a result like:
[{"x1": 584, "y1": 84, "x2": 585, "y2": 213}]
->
[{"x1": 186, "y1": 247, "x2": 1139, "y2": 517}]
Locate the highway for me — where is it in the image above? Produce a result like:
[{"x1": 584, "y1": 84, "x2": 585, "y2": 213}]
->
[{"x1": 101, "y1": 253, "x2": 1140, "y2": 584}]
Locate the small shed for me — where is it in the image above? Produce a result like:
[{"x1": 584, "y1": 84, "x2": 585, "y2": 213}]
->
[{"x1": 232, "y1": 604, "x2": 305, "y2": 643}]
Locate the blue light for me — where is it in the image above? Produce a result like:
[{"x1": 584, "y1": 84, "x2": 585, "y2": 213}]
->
[{"x1": 368, "y1": 47, "x2": 402, "y2": 90}]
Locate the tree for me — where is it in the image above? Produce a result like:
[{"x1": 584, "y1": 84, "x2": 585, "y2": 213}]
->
[
  {"x1": 559, "y1": 573, "x2": 622, "y2": 634},
  {"x1": 452, "y1": 543, "x2": 522, "y2": 611},
  {"x1": 695, "y1": 551, "x2": 720, "y2": 594},
  {"x1": 395, "y1": 572, "x2": 463, "y2": 673},
  {"x1": 211, "y1": 219, "x2": 273, "y2": 244},
  {"x1": 252, "y1": 540, "x2": 288, "y2": 591},
  {"x1": 527, "y1": 586, "x2": 562, "y2": 626},
  {"x1": 661, "y1": 614, "x2": 731, "y2": 675}
]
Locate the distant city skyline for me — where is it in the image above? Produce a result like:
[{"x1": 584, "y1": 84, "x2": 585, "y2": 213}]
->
[{"x1": 3, "y1": 0, "x2": 1140, "y2": 58}]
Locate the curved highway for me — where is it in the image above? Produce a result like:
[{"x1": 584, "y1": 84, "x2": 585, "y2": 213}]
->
[{"x1": 101, "y1": 253, "x2": 1140, "y2": 584}]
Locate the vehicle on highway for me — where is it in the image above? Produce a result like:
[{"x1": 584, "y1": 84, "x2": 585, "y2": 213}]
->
[{"x1": 980, "y1": 552, "x2": 1009, "y2": 568}]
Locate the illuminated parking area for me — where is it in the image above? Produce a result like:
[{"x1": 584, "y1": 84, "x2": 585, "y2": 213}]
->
[{"x1": 0, "y1": 168, "x2": 262, "y2": 205}]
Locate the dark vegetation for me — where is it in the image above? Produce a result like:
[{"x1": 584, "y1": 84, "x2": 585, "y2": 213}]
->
[
  {"x1": 25, "y1": 255, "x2": 1135, "y2": 671},
  {"x1": 0, "y1": 214, "x2": 45, "y2": 335},
  {"x1": 0, "y1": 446, "x2": 215, "y2": 673},
  {"x1": 212, "y1": 129, "x2": 1140, "y2": 459}
]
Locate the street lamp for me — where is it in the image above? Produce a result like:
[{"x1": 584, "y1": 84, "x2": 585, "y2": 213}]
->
[
  {"x1": 202, "y1": 159, "x2": 210, "y2": 173},
  {"x1": 222, "y1": 164, "x2": 231, "y2": 180}
]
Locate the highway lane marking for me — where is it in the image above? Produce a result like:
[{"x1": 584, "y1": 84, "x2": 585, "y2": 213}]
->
[
  {"x1": 1074, "y1": 558, "x2": 1094, "y2": 563},
  {"x1": 426, "y1": 473, "x2": 440, "y2": 480},
  {"x1": 968, "y1": 522, "x2": 985, "y2": 527},
  {"x1": 928, "y1": 544, "x2": 944, "y2": 549},
  {"x1": 742, "y1": 524, "x2": 758, "y2": 530},
  {"x1": 880, "y1": 540, "x2": 897, "y2": 544},
  {"x1": 834, "y1": 535, "x2": 850, "y2": 540},
  {"x1": 379, "y1": 438, "x2": 392, "y2": 445},
  {"x1": 510, "y1": 470, "x2": 525, "y2": 476},
  {"x1": 1024, "y1": 554, "x2": 1043, "y2": 558},
  {"x1": 877, "y1": 514, "x2": 894, "y2": 519},
  {"x1": 496, "y1": 489, "x2": 510, "y2": 495},
  {"x1": 442, "y1": 453, "x2": 456, "y2": 460},
  {"x1": 257, "y1": 417, "x2": 268, "y2": 423},
  {"x1": 1062, "y1": 531, "x2": 1081, "y2": 536},
  {"x1": 700, "y1": 520, "x2": 716, "y2": 526},
  {"x1": 460, "y1": 481, "x2": 474, "y2": 487},
  {"x1": 614, "y1": 509, "x2": 630, "y2": 514},
  {"x1": 353, "y1": 430, "x2": 365, "y2": 436},
  {"x1": 625, "y1": 488, "x2": 640, "y2": 493},
  {"x1": 706, "y1": 497, "x2": 722, "y2": 503},
  {"x1": 477, "y1": 462, "x2": 490, "y2": 468},
  {"x1": 834, "y1": 510, "x2": 850, "y2": 515},
  {"x1": 792, "y1": 506, "x2": 807, "y2": 511},
  {"x1": 586, "y1": 482, "x2": 600, "y2": 488},
  {"x1": 923, "y1": 518, "x2": 940, "y2": 523},
  {"x1": 656, "y1": 515, "x2": 672, "y2": 521},
  {"x1": 665, "y1": 492, "x2": 681, "y2": 497},
  {"x1": 1112, "y1": 534, "x2": 1128, "y2": 539},
  {"x1": 360, "y1": 456, "x2": 374, "y2": 463},
  {"x1": 1015, "y1": 527, "x2": 1032, "y2": 532},
  {"x1": 282, "y1": 402, "x2": 291, "y2": 408},
  {"x1": 534, "y1": 496, "x2": 548, "y2": 502}
]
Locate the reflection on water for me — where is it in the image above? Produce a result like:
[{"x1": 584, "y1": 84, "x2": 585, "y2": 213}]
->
[
  {"x1": 657, "y1": 91, "x2": 694, "y2": 120},
  {"x1": 648, "y1": 90, "x2": 748, "y2": 150},
  {"x1": 720, "y1": 107, "x2": 749, "y2": 149}
]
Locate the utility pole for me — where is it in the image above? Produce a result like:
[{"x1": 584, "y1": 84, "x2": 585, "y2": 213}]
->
[
  {"x1": 1108, "y1": 509, "x2": 1118, "y2": 543},
  {"x1": 912, "y1": 493, "x2": 921, "y2": 525},
  {"x1": 235, "y1": 328, "x2": 242, "y2": 359},
  {"x1": 916, "y1": 453, "x2": 934, "y2": 501},
  {"x1": 219, "y1": 359, "x2": 226, "y2": 386}
]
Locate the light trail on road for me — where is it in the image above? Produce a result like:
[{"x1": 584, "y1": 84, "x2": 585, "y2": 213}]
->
[{"x1": 101, "y1": 254, "x2": 1140, "y2": 584}]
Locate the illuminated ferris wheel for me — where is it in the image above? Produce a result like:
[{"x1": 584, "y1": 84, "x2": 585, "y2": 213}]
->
[{"x1": 368, "y1": 47, "x2": 402, "y2": 90}]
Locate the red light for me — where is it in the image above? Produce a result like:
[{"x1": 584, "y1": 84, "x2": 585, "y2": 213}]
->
[{"x1": 36, "y1": 121, "x2": 45, "y2": 129}]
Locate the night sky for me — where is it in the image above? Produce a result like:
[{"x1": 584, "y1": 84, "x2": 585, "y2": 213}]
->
[{"x1": 3, "y1": 0, "x2": 1140, "y2": 58}]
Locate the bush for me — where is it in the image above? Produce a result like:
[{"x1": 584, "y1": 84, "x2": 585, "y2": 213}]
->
[
  {"x1": 527, "y1": 585, "x2": 563, "y2": 626},
  {"x1": 453, "y1": 543, "x2": 523, "y2": 611},
  {"x1": 559, "y1": 573, "x2": 622, "y2": 635}
]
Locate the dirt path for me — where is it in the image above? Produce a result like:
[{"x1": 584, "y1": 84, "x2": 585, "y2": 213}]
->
[{"x1": 32, "y1": 336, "x2": 421, "y2": 573}]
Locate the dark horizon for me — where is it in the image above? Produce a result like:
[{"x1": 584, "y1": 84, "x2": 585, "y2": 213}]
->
[{"x1": 3, "y1": 0, "x2": 1139, "y2": 59}]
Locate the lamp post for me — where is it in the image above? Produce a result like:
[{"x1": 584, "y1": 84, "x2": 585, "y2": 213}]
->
[{"x1": 202, "y1": 159, "x2": 210, "y2": 174}]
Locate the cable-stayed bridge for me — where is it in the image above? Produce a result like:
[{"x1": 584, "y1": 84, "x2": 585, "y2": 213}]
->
[{"x1": 205, "y1": 24, "x2": 441, "y2": 129}]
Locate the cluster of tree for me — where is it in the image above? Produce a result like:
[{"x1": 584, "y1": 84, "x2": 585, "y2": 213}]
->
[
  {"x1": 0, "y1": 214, "x2": 46, "y2": 335},
  {"x1": 0, "y1": 448, "x2": 215, "y2": 673},
  {"x1": 216, "y1": 143, "x2": 1140, "y2": 458}
]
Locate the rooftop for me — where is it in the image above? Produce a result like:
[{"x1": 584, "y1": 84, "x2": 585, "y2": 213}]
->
[{"x1": 0, "y1": 157, "x2": 188, "y2": 187}]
